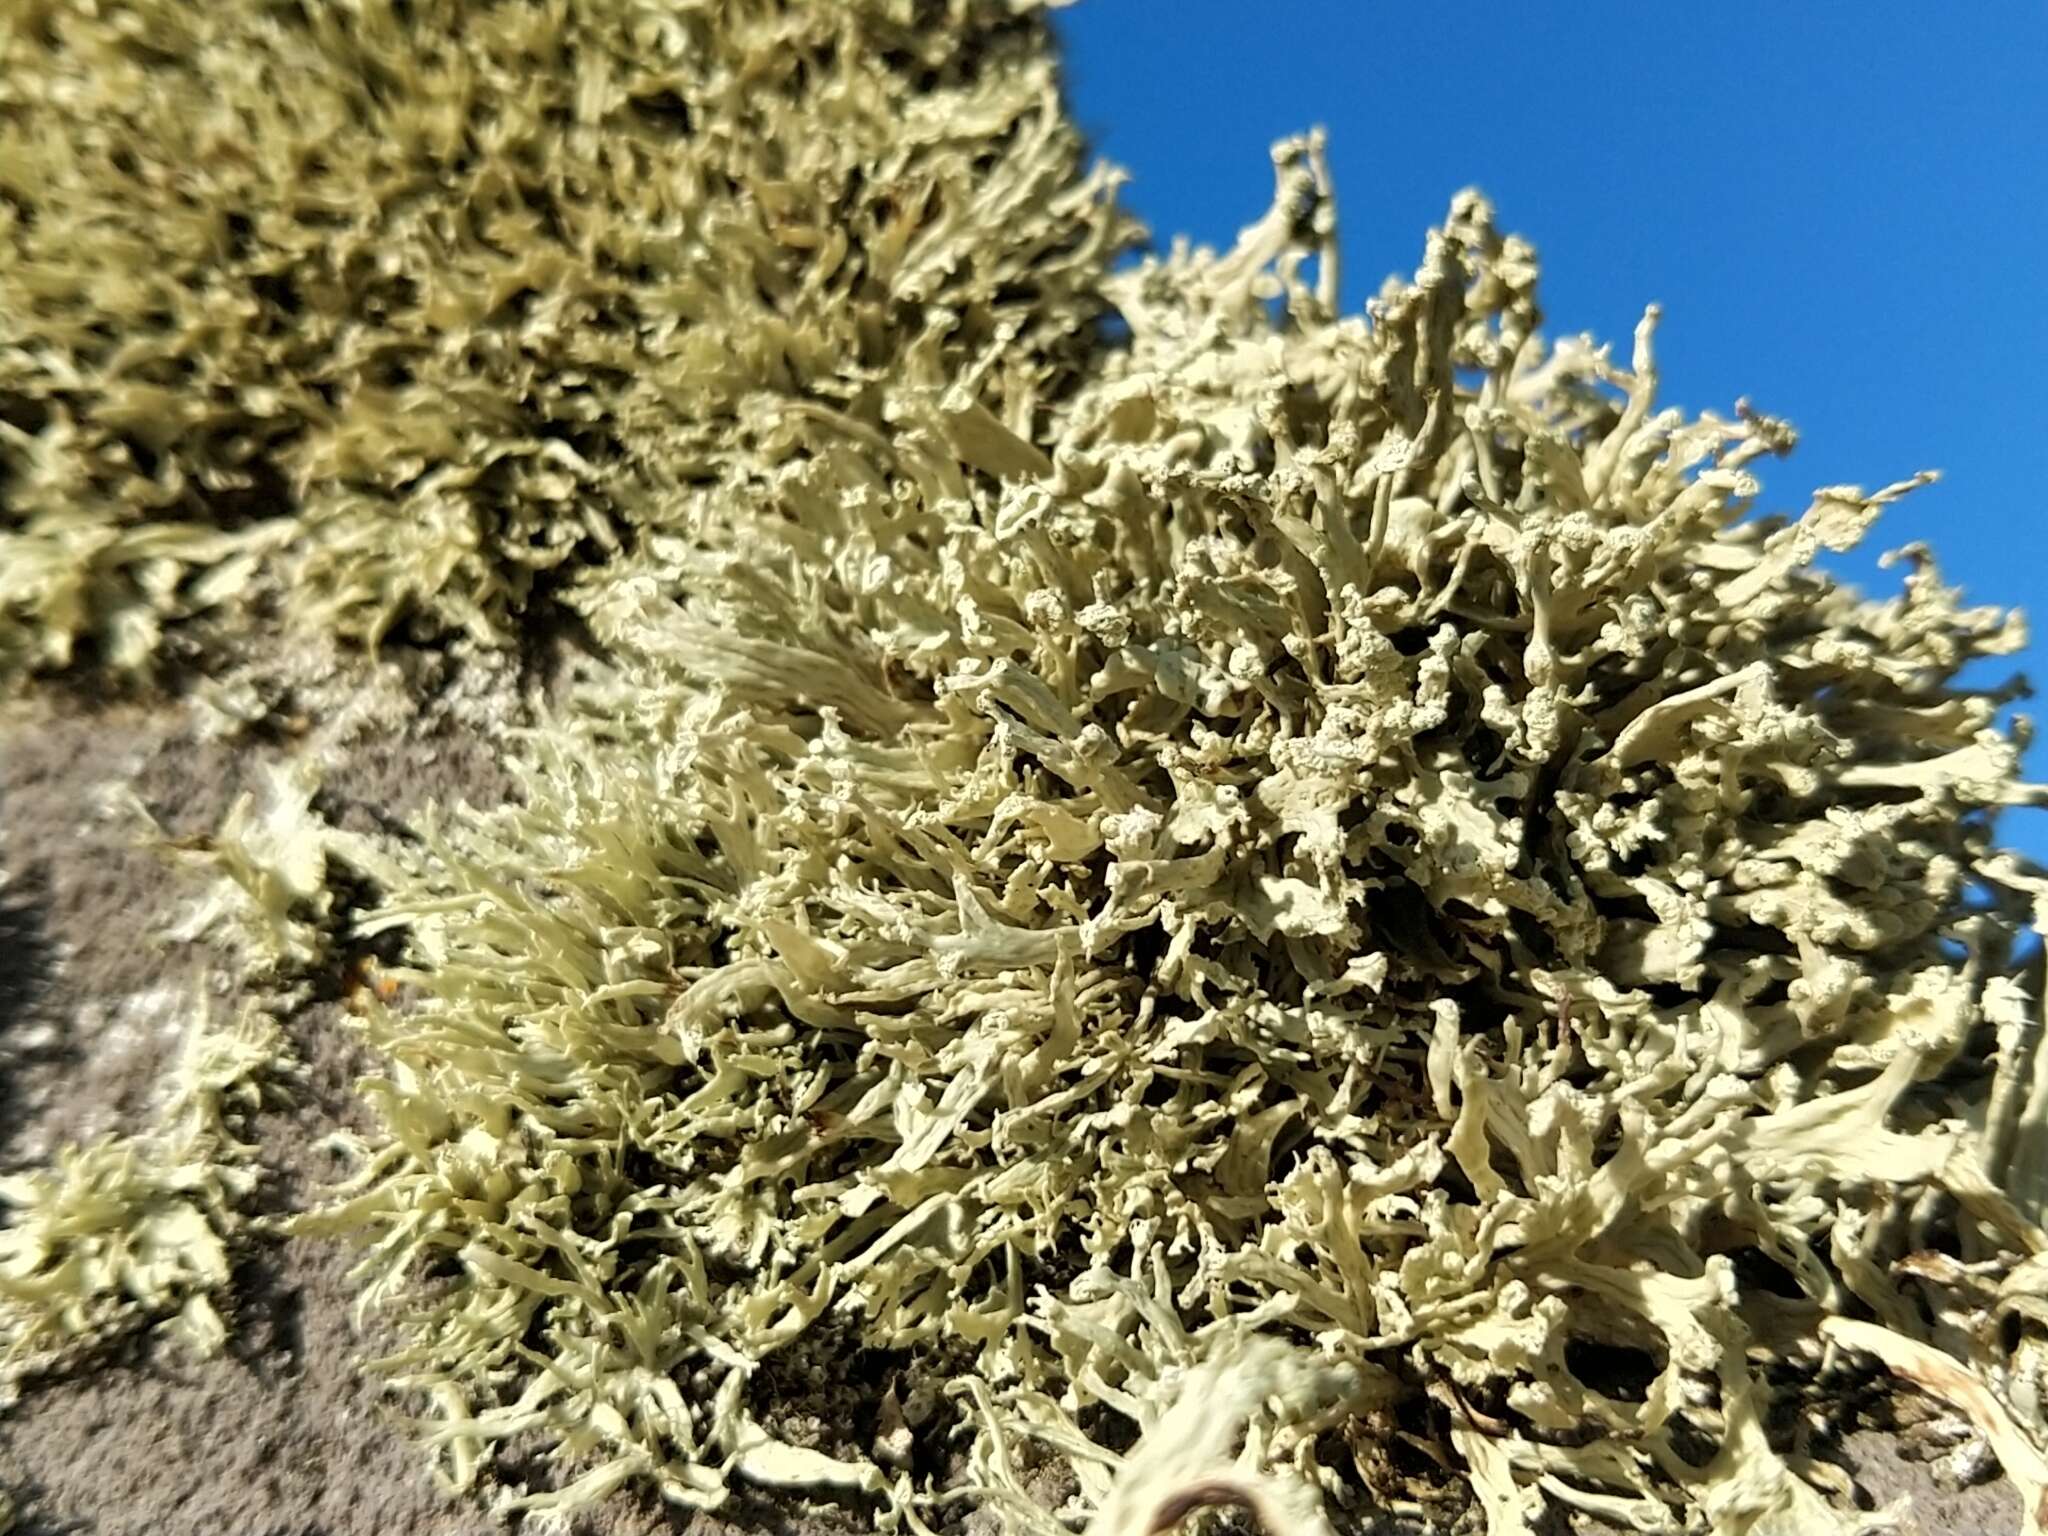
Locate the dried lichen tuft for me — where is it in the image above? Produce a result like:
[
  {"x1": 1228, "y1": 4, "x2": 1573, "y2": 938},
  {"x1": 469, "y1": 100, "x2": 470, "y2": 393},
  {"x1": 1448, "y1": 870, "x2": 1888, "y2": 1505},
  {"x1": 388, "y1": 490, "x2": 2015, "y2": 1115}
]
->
[
  {"x1": 110, "y1": 757, "x2": 336, "y2": 971},
  {"x1": 0, "y1": 1001, "x2": 285, "y2": 1398},
  {"x1": 308, "y1": 136, "x2": 2048, "y2": 1534}
]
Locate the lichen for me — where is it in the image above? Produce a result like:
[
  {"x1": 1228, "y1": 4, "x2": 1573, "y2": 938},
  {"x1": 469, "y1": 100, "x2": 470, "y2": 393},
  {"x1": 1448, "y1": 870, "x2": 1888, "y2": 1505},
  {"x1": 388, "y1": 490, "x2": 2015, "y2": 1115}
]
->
[
  {"x1": 8, "y1": 0, "x2": 2048, "y2": 1530},
  {"x1": 0, "y1": 1000, "x2": 285, "y2": 1398},
  {"x1": 307, "y1": 141, "x2": 2048, "y2": 1534},
  {"x1": 0, "y1": 0, "x2": 1127, "y2": 679},
  {"x1": 111, "y1": 757, "x2": 333, "y2": 971}
]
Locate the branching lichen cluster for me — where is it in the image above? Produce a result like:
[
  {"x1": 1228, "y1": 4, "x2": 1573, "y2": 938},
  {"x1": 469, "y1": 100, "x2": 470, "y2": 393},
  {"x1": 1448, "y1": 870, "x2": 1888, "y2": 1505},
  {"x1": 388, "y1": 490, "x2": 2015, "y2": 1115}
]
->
[
  {"x1": 4, "y1": 2, "x2": 2048, "y2": 1533},
  {"x1": 0, "y1": 1002, "x2": 284, "y2": 1399},
  {"x1": 313, "y1": 146, "x2": 2048, "y2": 1536},
  {"x1": 0, "y1": 0, "x2": 1123, "y2": 676}
]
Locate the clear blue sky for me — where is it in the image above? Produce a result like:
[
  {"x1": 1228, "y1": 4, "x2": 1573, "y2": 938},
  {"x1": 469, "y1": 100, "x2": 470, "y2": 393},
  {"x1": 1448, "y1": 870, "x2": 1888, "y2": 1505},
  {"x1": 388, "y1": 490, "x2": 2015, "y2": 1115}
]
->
[{"x1": 1053, "y1": 2, "x2": 2048, "y2": 866}]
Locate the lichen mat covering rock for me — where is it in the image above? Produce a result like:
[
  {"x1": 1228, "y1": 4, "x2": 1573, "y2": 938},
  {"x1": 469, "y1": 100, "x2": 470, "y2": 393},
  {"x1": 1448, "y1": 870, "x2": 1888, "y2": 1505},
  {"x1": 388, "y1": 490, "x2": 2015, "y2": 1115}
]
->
[{"x1": 3, "y1": 1, "x2": 2048, "y2": 1533}]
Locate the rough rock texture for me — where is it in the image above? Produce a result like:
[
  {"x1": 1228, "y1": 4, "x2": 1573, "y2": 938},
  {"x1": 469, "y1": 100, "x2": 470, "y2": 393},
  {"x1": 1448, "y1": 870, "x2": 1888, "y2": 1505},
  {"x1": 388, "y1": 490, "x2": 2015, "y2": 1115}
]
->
[{"x1": 0, "y1": 676, "x2": 511, "y2": 1534}]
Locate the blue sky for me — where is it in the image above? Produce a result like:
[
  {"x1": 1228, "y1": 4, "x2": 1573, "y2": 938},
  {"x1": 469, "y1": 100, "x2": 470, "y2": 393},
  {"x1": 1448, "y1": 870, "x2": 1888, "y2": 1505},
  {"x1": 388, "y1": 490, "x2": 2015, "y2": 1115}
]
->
[{"x1": 1053, "y1": 2, "x2": 2048, "y2": 865}]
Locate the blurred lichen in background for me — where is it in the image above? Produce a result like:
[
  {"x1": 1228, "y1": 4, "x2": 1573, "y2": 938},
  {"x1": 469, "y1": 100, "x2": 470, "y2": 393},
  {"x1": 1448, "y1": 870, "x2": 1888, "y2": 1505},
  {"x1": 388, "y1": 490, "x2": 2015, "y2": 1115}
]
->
[
  {"x1": 3, "y1": 2, "x2": 2048, "y2": 1534},
  {"x1": 0, "y1": 0, "x2": 1123, "y2": 675}
]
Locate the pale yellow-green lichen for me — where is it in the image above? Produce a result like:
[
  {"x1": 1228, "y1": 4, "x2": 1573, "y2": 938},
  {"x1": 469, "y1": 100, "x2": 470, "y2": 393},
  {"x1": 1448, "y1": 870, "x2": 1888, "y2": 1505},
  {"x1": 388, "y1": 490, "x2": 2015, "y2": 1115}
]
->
[
  {"x1": 111, "y1": 756, "x2": 334, "y2": 971},
  {"x1": 0, "y1": 1002, "x2": 285, "y2": 1399},
  {"x1": 0, "y1": 0, "x2": 1127, "y2": 680},
  {"x1": 306, "y1": 141, "x2": 2048, "y2": 1535},
  {"x1": 9, "y1": 0, "x2": 2048, "y2": 1530}
]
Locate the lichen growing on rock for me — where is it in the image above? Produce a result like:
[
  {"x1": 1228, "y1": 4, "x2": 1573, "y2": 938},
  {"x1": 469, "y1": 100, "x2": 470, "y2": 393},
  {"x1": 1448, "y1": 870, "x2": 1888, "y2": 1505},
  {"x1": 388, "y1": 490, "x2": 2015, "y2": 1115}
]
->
[
  {"x1": 6, "y1": 2, "x2": 2048, "y2": 1533},
  {"x1": 0, "y1": 1000, "x2": 285, "y2": 1398},
  {"x1": 312, "y1": 144, "x2": 2048, "y2": 1536}
]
